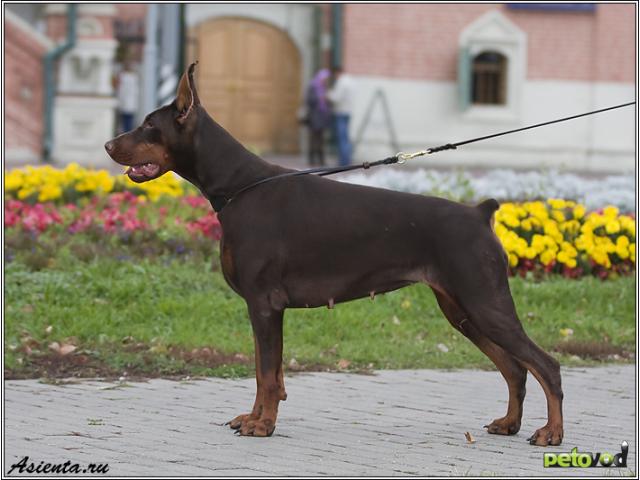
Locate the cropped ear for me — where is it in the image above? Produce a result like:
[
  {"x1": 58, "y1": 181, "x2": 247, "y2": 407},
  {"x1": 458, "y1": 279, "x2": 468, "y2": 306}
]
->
[{"x1": 176, "y1": 61, "x2": 200, "y2": 124}]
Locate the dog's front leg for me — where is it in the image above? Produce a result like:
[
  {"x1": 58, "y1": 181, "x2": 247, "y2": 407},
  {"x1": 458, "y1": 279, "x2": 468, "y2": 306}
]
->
[{"x1": 228, "y1": 301, "x2": 286, "y2": 437}]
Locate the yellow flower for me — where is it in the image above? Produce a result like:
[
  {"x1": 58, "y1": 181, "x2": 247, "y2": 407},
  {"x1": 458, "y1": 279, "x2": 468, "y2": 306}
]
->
[
  {"x1": 616, "y1": 243, "x2": 629, "y2": 260},
  {"x1": 616, "y1": 235, "x2": 630, "y2": 247},
  {"x1": 508, "y1": 253, "x2": 518, "y2": 267},
  {"x1": 38, "y1": 184, "x2": 62, "y2": 202},
  {"x1": 531, "y1": 234, "x2": 547, "y2": 254},
  {"x1": 561, "y1": 242, "x2": 577, "y2": 257},
  {"x1": 17, "y1": 187, "x2": 35, "y2": 200},
  {"x1": 540, "y1": 250, "x2": 556, "y2": 266},
  {"x1": 560, "y1": 220, "x2": 580, "y2": 235},
  {"x1": 551, "y1": 210, "x2": 565, "y2": 223},
  {"x1": 603, "y1": 206, "x2": 619, "y2": 218},
  {"x1": 548, "y1": 198, "x2": 567, "y2": 210},
  {"x1": 605, "y1": 220, "x2": 621, "y2": 235},
  {"x1": 521, "y1": 219, "x2": 532, "y2": 231},
  {"x1": 591, "y1": 247, "x2": 611, "y2": 268},
  {"x1": 5, "y1": 170, "x2": 24, "y2": 191},
  {"x1": 619, "y1": 216, "x2": 635, "y2": 236},
  {"x1": 494, "y1": 222, "x2": 508, "y2": 238},
  {"x1": 572, "y1": 204, "x2": 586, "y2": 219}
]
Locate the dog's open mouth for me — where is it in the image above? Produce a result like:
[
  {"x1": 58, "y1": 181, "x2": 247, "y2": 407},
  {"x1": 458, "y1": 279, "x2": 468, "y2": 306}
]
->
[{"x1": 125, "y1": 163, "x2": 161, "y2": 182}]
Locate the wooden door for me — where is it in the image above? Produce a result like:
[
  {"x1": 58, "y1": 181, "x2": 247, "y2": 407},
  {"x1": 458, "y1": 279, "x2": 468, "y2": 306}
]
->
[{"x1": 190, "y1": 17, "x2": 302, "y2": 153}]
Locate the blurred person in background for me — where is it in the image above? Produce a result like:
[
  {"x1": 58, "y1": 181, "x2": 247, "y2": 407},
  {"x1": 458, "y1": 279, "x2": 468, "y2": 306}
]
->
[
  {"x1": 328, "y1": 66, "x2": 356, "y2": 167},
  {"x1": 114, "y1": 59, "x2": 139, "y2": 134},
  {"x1": 304, "y1": 68, "x2": 332, "y2": 166}
]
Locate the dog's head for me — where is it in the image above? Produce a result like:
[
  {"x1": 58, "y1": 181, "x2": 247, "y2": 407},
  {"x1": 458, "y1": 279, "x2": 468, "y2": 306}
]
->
[{"x1": 104, "y1": 62, "x2": 202, "y2": 183}]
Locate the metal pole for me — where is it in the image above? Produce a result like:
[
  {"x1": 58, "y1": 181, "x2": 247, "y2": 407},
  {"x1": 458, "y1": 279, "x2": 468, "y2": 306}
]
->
[
  {"x1": 331, "y1": 4, "x2": 342, "y2": 68},
  {"x1": 42, "y1": 4, "x2": 77, "y2": 163},
  {"x1": 142, "y1": 4, "x2": 159, "y2": 114}
]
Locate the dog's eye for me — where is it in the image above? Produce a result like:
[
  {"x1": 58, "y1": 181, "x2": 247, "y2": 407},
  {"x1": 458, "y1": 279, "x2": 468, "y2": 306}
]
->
[{"x1": 143, "y1": 121, "x2": 153, "y2": 130}]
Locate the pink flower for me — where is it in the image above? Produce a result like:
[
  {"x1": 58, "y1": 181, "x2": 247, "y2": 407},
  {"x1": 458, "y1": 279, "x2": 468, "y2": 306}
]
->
[{"x1": 182, "y1": 195, "x2": 209, "y2": 209}]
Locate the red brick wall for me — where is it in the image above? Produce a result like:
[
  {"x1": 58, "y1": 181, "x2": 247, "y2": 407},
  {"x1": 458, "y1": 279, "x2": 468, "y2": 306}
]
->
[
  {"x1": 5, "y1": 18, "x2": 47, "y2": 157},
  {"x1": 343, "y1": 4, "x2": 635, "y2": 82},
  {"x1": 46, "y1": 13, "x2": 114, "y2": 41},
  {"x1": 593, "y1": 4, "x2": 636, "y2": 82}
]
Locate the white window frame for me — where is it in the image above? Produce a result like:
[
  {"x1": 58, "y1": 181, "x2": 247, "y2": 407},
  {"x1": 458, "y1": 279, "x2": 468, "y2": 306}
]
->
[{"x1": 459, "y1": 10, "x2": 527, "y2": 123}]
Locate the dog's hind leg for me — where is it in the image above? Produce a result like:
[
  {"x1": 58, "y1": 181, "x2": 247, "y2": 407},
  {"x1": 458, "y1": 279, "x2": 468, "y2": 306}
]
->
[
  {"x1": 229, "y1": 299, "x2": 287, "y2": 437},
  {"x1": 457, "y1": 288, "x2": 563, "y2": 446},
  {"x1": 432, "y1": 289, "x2": 527, "y2": 435}
]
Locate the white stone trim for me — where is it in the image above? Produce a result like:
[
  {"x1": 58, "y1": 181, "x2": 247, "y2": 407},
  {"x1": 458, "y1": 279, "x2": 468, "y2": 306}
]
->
[
  {"x1": 459, "y1": 10, "x2": 527, "y2": 122},
  {"x1": 44, "y1": 4, "x2": 116, "y2": 17},
  {"x1": 4, "y1": 148, "x2": 41, "y2": 165},
  {"x1": 348, "y1": 74, "x2": 634, "y2": 173}
]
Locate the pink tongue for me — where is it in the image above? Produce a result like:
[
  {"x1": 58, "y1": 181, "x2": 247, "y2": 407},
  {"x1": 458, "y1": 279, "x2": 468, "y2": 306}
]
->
[{"x1": 128, "y1": 163, "x2": 159, "y2": 176}]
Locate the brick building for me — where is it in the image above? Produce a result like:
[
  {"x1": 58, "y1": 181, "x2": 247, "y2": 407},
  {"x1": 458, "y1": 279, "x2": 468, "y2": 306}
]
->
[
  {"x1": 173, "y1": 3, "x2": 638, "y2": 172},
  {"x1": 4, "y1": 4, "x2": 146, "y2": 166},
  {"x1": 5, "y1": 9, "x2": 51, "y2": 164},
  {"x1": 338, "y1": 4, "x2": 635, "y2": 172},
  {"x1": 4, "y1": 4, "x2": 636, "y2": 172}
]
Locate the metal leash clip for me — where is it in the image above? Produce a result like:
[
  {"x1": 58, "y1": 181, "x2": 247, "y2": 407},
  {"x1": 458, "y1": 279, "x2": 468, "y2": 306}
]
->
[{"x1": 396, "y1": 150, "x2": 429, "y2": 164}]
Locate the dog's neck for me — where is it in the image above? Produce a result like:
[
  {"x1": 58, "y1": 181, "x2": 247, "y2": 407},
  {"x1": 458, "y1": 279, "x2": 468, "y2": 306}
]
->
[{"x1": 174, "y1": 111, "x2": 287, "y2": 212}]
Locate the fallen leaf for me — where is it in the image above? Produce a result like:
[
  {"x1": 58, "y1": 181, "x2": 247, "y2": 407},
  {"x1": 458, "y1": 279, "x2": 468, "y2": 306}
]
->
[
  {"x1": 148, "y1": 344, "x2": 167, "y2": 354},
  {"x1": 48, "y1": 342, "x2": 69, "y2": 355},
  {"x1": 288, "y1": 358, "x2": 299, "y2": 368},
  {"x1": 200, "y1": 347, "x2": 213, "y2": 358},
  {"x1": 59, "y1": 344, "x2": 77, "y2": 356},
  {"x1": 392, "y1": 315, "x2": 401, "y2": 325},
  {"x1": 437, "y1": 343, "x2": 449, "y2": 353},
  {"x1": 559, "y1": 328, "x2": 574, "y2": 339},
  {"x1": 233, "y1": 353, "x2": 249, "y2": 362},
  {"x1": 20, "y1": 336, "x2": 40, "y2": 348},
  {"x1": 45, "y1": 325, "x2": 53, "y2": 335},
  {"x1": 401, "y1": 300, "x2": 412, "y2": 310},
  {"x1": 465, "y1": 431, "x2": 476, "y2": 444},
  {"x1": 337, "y1": 359, "x2": 351, "y2": 370}
]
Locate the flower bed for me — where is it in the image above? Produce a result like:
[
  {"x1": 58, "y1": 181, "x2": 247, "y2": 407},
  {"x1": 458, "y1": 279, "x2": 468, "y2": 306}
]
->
[
  {"x1": 495, "y1": 200, "x2": 634, "y2": 279},
  {"x1": 5, "y1": 163, "x2": 192, "y2": 203},
  {"x1": 4, "y1": 165, "x2": 635, "y2": 278}
]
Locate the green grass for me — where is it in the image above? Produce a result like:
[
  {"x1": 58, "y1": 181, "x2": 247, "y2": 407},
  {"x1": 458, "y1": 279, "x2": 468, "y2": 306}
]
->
[{"x1": 4, "y1": 254, "x2": 636, "y2": 379}]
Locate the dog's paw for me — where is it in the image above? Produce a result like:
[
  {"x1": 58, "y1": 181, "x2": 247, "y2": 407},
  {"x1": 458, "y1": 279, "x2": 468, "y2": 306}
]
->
[
  {"x1": 483, "y1": 416, "x2": 521, "y2": 435},
  {"x1": 226, "y1": 413, "x2": 256, "y2": 430},
  {"x1": 527, "y1": 423, "x2": 563, "y2": 446},
  {"x1": 237, "y1": 418, "x2": 275, "y2": 437}
]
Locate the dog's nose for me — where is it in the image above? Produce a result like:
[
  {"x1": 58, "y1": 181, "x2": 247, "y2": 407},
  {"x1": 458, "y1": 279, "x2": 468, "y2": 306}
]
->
[{"x1": 104, "y1": 141, "x2": 114, "y2": 153}]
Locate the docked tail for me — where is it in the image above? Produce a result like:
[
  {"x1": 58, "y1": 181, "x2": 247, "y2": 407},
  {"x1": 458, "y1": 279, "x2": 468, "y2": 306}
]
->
[{"x1": 476, "y1": 198, "x2": 500, "y2": 226}]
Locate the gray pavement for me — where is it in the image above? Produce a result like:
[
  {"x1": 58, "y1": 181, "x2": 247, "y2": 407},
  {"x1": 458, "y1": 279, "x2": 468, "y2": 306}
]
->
[{"x1": 4, "y1": 366, "x2": 636, "y2": 476}]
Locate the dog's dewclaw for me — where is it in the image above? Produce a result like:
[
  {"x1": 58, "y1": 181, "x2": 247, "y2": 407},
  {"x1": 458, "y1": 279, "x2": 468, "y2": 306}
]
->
[{"x1": 465, "y1": 431, "x2": 476, "y2": 444}]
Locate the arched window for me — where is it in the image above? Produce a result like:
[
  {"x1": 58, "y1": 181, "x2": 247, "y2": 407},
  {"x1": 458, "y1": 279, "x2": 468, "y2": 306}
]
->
[
  {"x1": 472, "y1": 51, "x2": 507, "y2": 105},
  {"x1": 458, "y1": 11, "x2": 526, "y2": 117}
]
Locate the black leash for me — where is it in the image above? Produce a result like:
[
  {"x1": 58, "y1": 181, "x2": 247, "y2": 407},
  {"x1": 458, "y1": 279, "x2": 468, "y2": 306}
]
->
[{"x1": 214, "y1": 101, "x2": 635, "y2": 212}]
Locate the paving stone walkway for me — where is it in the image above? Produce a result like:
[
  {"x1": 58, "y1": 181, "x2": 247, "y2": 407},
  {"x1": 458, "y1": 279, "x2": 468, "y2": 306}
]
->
[{"x1": 4, "y1": 365, "x2": 635, "y2": 476}]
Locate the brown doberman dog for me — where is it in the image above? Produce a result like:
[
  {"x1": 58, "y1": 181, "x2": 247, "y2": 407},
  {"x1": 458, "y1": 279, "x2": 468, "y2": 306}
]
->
[{"x1": 105, "y1": 63, "x2": 563, "y2": 445}]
